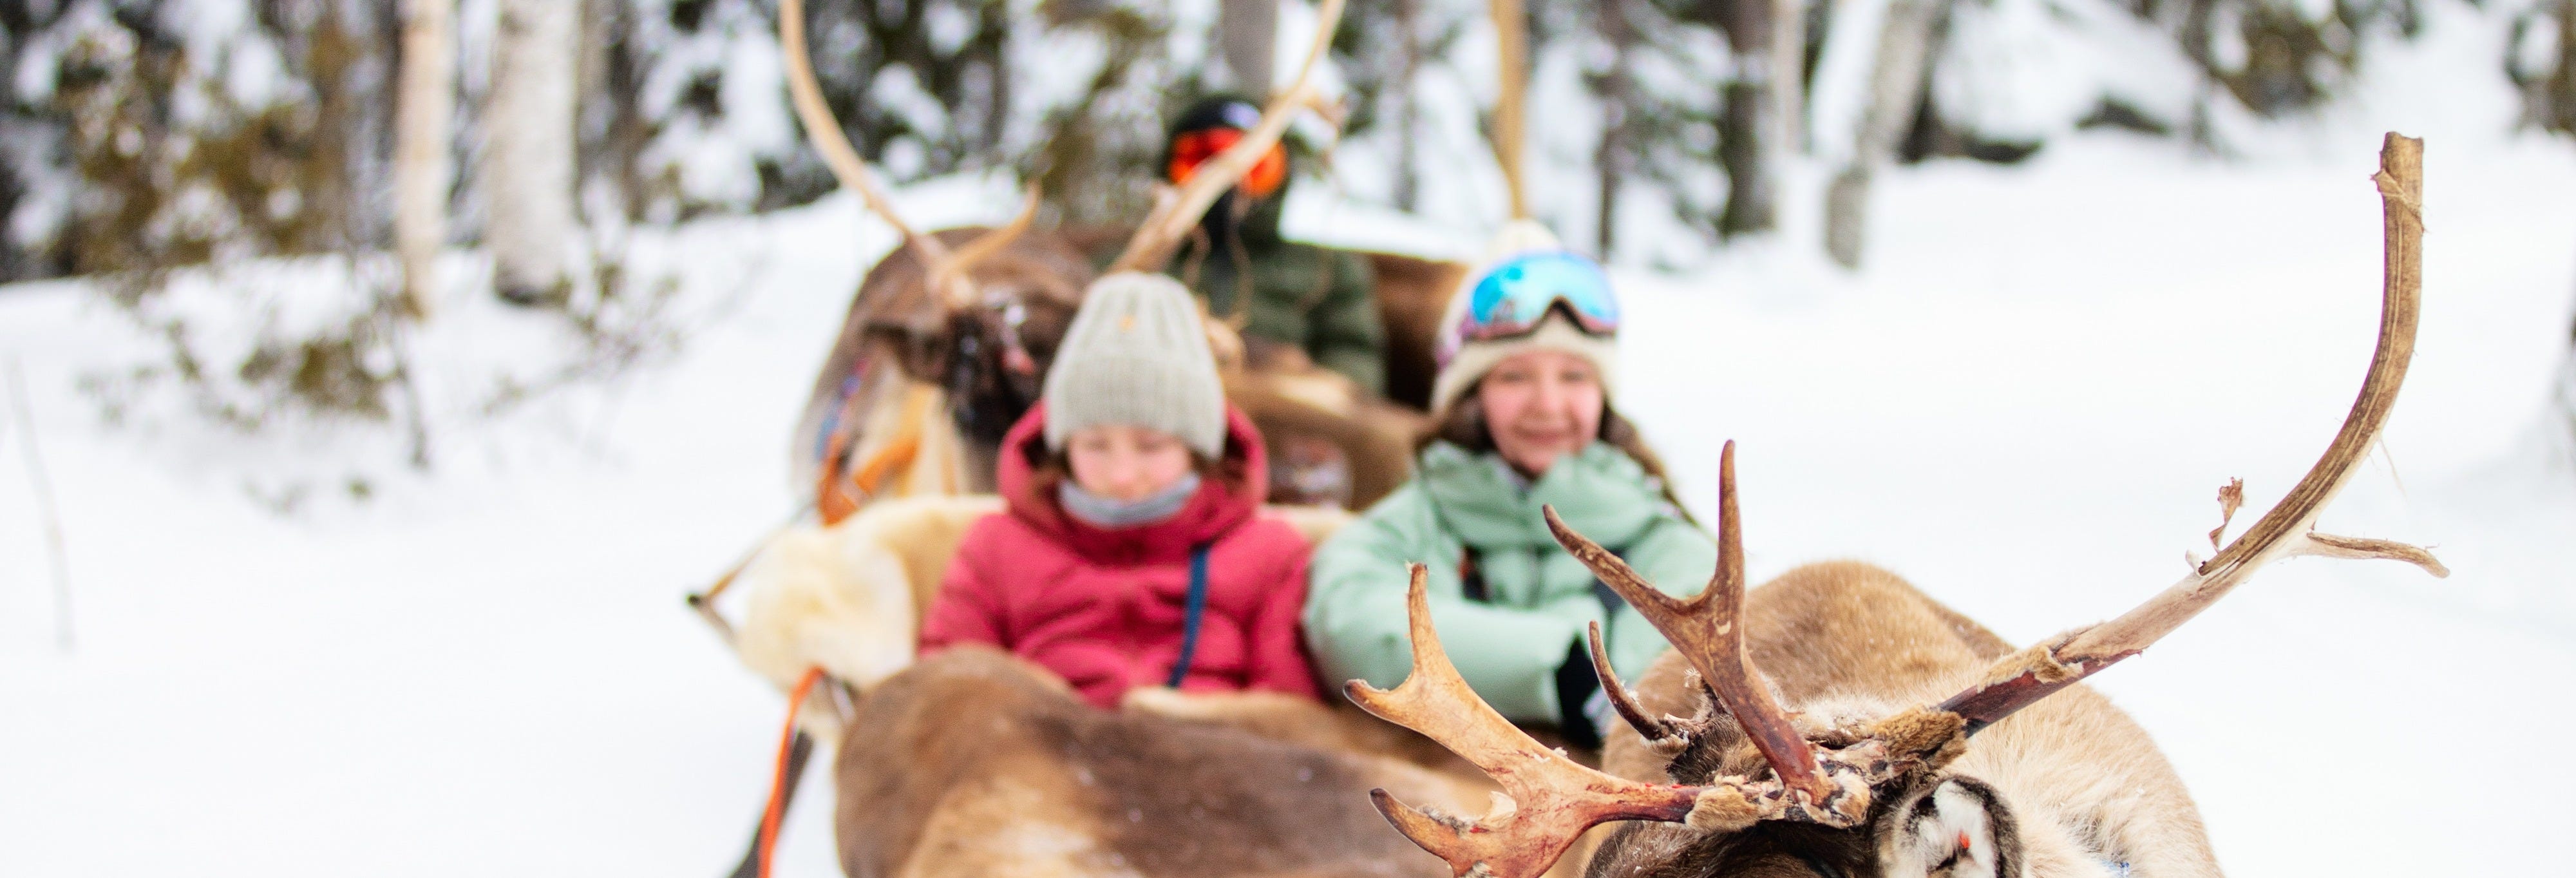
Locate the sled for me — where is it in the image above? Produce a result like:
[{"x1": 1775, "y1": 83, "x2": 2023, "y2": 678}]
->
[
  {"x1": 694, "y1": 493, "x2": 1361, "y2": 743},
  {"x1": 787, "y1": 229, "x2": 1463, "y2": 524}
]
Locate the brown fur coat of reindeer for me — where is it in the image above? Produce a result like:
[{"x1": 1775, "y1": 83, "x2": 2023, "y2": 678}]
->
[{"x1": 1344, "y1": 135, "x2": 2445, "y2": 878}]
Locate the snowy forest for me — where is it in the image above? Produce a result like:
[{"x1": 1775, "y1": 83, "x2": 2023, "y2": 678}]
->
[
  {"x1": 0, "y1": 0, "x2": 2572, "y2": 449},
  {"x1": 3, "y1": 0, "x2": 2575, "y2": 875}
]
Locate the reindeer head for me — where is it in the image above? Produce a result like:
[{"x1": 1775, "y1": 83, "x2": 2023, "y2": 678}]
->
[
  {"x1": 1346, "y1": 133, "x2": 2445, "y2": 878},
  {"x1": 784, "y1": 0, "x2": 1345, "y2": 446}
]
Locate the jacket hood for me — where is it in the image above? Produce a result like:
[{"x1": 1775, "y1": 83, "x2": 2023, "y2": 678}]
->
[
  {"x1": 996, "y1": 401, "x2": 1270, "y2": 563},
  {"x1": 1416, "y1": 439, "x2": 1673, "y2": 550}
]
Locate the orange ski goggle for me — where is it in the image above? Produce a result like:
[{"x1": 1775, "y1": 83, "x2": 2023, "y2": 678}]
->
[{"x1": 1167, "y1": 128, "x2": 1287, "y2": 198}]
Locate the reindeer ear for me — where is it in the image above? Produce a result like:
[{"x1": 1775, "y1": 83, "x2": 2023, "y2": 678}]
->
[{"x1": 1875, "y1": 776, "x2": 2022, "y2": 878}]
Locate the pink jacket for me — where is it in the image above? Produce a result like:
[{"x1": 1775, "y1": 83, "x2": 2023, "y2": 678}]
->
[{"x1": 917, "y1": 402, "x2": 1323, "y2": 709}]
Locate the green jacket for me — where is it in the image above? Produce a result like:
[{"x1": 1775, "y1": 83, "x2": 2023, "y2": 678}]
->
[
  {"x1": 1304, "y1": 441, "x2": 1717, "y2": 723},
  {"x1": 1168, "y1": 196, "x2": 1385, "y2": 394}
]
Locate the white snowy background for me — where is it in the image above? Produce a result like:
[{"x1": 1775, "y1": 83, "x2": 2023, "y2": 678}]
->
[{"x1": 3, "y1": 1, "x2": 2573, "y2": 876}]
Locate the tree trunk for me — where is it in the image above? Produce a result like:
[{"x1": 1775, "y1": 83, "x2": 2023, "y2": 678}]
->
[
  {"x1": 1716, "y1": 0, "x2": 1781, "y2": 236},
  {"x1": 1491, "y1": 0, "x2": 1530, "y2": 220},
  {"x1": 1595, "y1": 0, "x2": 1638, "y2": 254},
  {"x1": 1392, "y1": 0, "x2": 1423, "y2": 211},
  {"x1": 394, "y1": 0, "x2": 453, "y2": 320},
  {"x1": 1823, "y1": 0, "x2": 1940, "y2": 268},
  {"x1": 1220, "y1": 0, "x2": 1280, "y2": 93},
  {"x1": 483, "y1": 0, "x2": 580, "y2": 306},
  {"x1": 1774, "y1": 0, "x2": 1806, "y2": 153}
]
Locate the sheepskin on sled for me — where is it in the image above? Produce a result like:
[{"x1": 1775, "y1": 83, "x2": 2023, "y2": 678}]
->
[{"x1": 731, "y1": 493, "x2": 1352, "y2": 743}]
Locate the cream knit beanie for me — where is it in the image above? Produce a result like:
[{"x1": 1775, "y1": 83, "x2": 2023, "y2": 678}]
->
[
  {"x1": 1042, "y1": 272, "x2": 1229, "y2": 458},
  {"x1": 1427, "y1": 220, "x2": 1622, "y2": 415}
]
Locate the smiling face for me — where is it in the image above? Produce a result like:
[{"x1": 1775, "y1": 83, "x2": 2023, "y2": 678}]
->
[
  {"x1": 1475, "y1": 348, "x2": 1605, "y2": 478},
  {"x1": 1065, "y1": 424, "x2": 1197, "y2": 502}
]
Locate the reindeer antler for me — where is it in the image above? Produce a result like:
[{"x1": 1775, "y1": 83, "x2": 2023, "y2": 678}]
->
[
  {"x1": 923, "y1": 184, "x2": 1043, "y2": 304},
  {"x1": 1544, "y1": 442, "x2": 1833, "y2": 804},
  {"x1": 1107, "y1": 0, "x2": 1347, "y2": 274},
  {"x1": 1350, "y1": 133, "x2": 2448, "y2": 878},
  {"x1": 1346, "y1": 564, "x2": 1712, "y2": 878},
  {"x1": 783, "y1": 0, "x2": 1030, "y2": 307},
  {"x1": 1931, "y1": 132, "x2": 2447, "y2": 736}
]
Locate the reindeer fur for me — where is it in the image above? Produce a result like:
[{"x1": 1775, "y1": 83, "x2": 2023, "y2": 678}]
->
[
  {"x1": 1593, "y1": 562, "x2": 2221, "y2": 878},
  {"x1": 791, "y1": 227, "x2": 1095, "y2": 496},
  {"x1": 837, "y1": 646, "x2": 1492, "y2": 878}
]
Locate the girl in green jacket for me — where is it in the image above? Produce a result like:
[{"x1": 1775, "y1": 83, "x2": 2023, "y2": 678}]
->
[{"x1": 1303, "y1": 224, "x2": 1715, "y2": 751}]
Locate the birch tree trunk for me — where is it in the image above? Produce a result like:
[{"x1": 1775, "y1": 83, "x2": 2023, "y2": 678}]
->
[
  {"x1": 1774, "y1": 0, "x2": 1805, "y2": 153},
  {"x1": 1220, "y1": 0, "x2": 1280, "y2": 93},
  {"x1": 1823, "y1": 0, "x2": 1940, "y2": 268},
  {"x1": 393, "y1": 0, "x2": 453, "y2": 320},
  {"x1": 1491, "y1": 0, "x2": 1530, "y2": 220},
  {"x1": 483, "y1": 0, "x2": 580, "y2": 306}
]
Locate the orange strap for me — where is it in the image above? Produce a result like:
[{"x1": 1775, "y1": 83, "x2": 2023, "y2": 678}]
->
[
  {"x1": 851, "y1": 385, "x2": 935, "y2": 497},
  {"x1": 817, "y1": 384, "x2": 936, "y2": 526},
  {"x1": 757, "y1": 667, "x2": 826, "y2": 878}
]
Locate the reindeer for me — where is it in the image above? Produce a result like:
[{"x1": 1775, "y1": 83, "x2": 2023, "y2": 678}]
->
[
  {"x1": 759, "y1": 3, "x2": 1555, "y2": 874},
  {"x1": 775, "y1": 0, "x2": 1093, "y2": 522},
  {"x1": 777, "y1": 0, "x2": 1454, "y2": 520},
  {"x1": 833, "y1": 645, "x2": 1496, "y2": 878},
  {"x1": 1341, "y1": 134, "x2": 2445, "y2": 878}
]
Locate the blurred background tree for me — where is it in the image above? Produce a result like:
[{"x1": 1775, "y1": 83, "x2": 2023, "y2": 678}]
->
[{"x1": 0, "y1": 0, "x2": 2562, "y2": 276}]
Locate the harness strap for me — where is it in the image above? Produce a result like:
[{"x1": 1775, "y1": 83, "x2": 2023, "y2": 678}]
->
[
  {"x1": 817, "y1": 382, "x2": 938, "y2": 526},
  {"x1": 753, "y1": 667, "x2": 826, "y2": 878},
  {"x1": 851, "y1": 385, "x2": 938, "y2": 495},
  {"x1": 1166, "y1": 544, "x2": 1215, "y2": 688}
]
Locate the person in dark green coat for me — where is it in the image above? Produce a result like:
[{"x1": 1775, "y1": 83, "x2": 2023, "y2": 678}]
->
[
  {"x1": 1159, "y1": 96, "x2": 1385, "y2": 395},
  {"x1": 1303, "y1": 223, "x2": 1714, "y2": 751}
]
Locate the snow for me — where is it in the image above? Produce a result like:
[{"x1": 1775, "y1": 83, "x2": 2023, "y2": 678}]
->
[{"x1": 4, "y1": 6, "x2": 2575, "y2": 878}]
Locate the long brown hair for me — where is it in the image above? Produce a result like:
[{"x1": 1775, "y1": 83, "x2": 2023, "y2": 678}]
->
[{"x1": 1418, "y1": 393, "x2": 1694, "y2": 522}]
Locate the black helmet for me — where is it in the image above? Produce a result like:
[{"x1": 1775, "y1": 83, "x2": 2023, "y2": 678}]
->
[{"x1": 1168, "y1": 94, "x2": 1266, "y2": 142}]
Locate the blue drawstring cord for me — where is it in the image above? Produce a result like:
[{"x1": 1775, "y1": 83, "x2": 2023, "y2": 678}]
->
[{"x1": 1167, "y1": 545, "x2": 1213, "y2": 688}]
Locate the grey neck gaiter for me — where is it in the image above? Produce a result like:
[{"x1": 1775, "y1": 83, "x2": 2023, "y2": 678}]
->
[{"x1": 1059, "y1": 472, "x2": 1202, "y2": 530}]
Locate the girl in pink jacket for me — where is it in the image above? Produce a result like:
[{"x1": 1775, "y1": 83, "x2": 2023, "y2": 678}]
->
[{"x1": 916, "y1": 273, "x2": 1321, "y2": 709}]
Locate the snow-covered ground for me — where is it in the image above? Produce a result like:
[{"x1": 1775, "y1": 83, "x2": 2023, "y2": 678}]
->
[{"x1": 6, "y1": 13, "x2": 2576, "y2": 878}]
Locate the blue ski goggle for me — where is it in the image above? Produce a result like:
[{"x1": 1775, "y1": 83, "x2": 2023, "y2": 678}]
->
[{"x1": 1440, "y1": 251, "x2": 1620, "y2": 364}]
